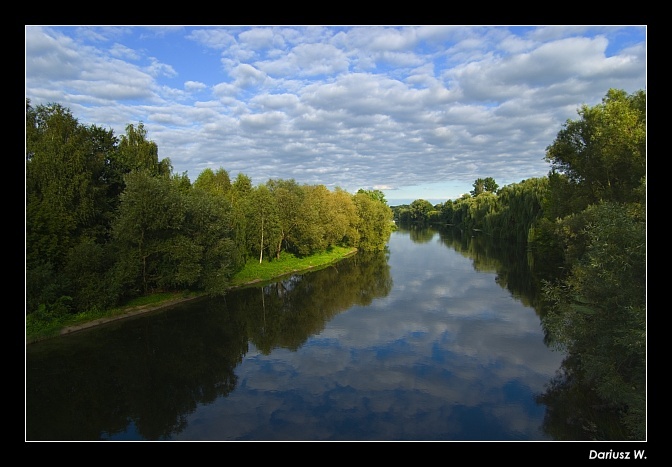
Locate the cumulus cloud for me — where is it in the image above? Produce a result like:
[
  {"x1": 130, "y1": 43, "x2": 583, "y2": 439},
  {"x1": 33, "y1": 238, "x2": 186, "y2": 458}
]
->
[{"x1": 25, "y1": 25, "x2": 646, "y2": 201}]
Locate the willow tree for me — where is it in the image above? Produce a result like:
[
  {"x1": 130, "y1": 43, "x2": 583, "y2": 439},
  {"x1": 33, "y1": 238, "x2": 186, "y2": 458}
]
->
[{"x1": 487, "y1": 177, "x2": 548, "y2": 242}]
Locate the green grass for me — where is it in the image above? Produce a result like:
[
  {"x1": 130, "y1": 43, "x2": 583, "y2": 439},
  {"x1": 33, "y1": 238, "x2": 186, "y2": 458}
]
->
[
  {"x1": 26, "y1": 246, "x2": 357, "y2": 343},
  {"x1": 229, "y1": 246, "x2": 357, "y2": 288}
]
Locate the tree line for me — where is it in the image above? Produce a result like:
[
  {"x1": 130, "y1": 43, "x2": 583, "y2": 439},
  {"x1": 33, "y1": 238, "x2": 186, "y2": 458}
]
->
[
  {"x1": 393, "y1": 88, "x2": 646, "y2": 440},
  {"x1": 26, "y1": 99, "x2": 393, "y2": 320}
]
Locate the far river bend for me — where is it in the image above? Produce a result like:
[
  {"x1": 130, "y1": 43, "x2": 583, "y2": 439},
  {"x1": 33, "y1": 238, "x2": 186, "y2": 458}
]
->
[{"x1": 26, "y1": 226, "x2": 566, "y2": 441}]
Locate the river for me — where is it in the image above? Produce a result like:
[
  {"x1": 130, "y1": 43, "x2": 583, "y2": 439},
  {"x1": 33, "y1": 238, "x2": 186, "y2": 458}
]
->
[{"x1": 26, "y1": 226, "x2": 566, "y2": 441}]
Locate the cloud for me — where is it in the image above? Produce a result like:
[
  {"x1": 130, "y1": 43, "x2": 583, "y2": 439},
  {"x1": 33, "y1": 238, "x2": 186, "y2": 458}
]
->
[{"x1": 25, "y1": 25, "x2": 646, "y2": 201}]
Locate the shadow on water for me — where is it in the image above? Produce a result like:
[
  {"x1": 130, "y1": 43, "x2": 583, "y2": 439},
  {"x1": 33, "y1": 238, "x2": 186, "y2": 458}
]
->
[{"x1": 26, "y1": 249, "x2": 391, "y2": 441}]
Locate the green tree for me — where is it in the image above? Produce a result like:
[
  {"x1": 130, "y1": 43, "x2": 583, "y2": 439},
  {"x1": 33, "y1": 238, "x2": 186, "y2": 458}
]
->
[
  {"x1": 247, "y1": 185, "x2": 280, "y2": 263},
  {"x1": 193, "y1": 167, "x2": 231, "y2": 196},
  {"x1": 183, "y1": 188, "x2": 242, "y2": 295},
  {"x1": 487, "y1": 177, "x2": 548, "y2": 242},
  {"x1": 544, "y1": 88, "x2": 646, "y2": 213},
  {"x1": 266, "y1": 178, "x2": 304, "y2": 259},
  {"x1": 470, "y1": 177, "x2": 499, "y2": 197},
  {"x1": 357, "y1": 188, "x2": 388, "y2": 205},
  {"x1": 229, "y1": 173, "x2": 254, "y2": 263},
  {"x1": 26, "y1": 101, "x2": 119, "y2": 315},
  {"x1": 353, "y1": 192, "x2": 393, "y2": 251},
  {"x1": 117, "y1": 122, "x2": 173, "y2": 177},
  {"x1": 26, "y1": 101, "x2": 112, "y2": 269},
  {"x1": 409, "y1": 199, "x2": 433, "y2": 224},
  {"x1": 294, "y1": 184, "x2": 330, "y2": 255},
  {"x1": 327, "y1": 187, "x2": 360, "y2": 247},
  {"x1": 542, "y1": 201, "x2": 646, "y2": 439},
  {"x1": 110, "y1": 171, "x2": 190, "y2": 297}
]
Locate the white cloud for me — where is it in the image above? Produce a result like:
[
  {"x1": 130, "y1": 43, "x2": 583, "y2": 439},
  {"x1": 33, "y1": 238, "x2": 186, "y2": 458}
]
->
[{"x1": 25, "y1": 25, "x2": 646, "y2": 201}]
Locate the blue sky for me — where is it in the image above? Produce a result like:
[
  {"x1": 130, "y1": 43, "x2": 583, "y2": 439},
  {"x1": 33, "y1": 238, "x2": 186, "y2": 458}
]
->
[{"x1": 25, "y1": 25, "x2": 646, "y2": 205}]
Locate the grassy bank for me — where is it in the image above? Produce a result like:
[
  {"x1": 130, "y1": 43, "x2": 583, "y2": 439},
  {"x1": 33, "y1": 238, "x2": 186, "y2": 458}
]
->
[{"x1": 26, "y1": 246, "x2": 357, "y2": 343}]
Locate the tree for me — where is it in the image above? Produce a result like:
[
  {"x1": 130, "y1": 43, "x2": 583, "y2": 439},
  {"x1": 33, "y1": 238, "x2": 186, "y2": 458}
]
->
[
  {"x1": 326, "y1": 187, "x2": 360, "y2": 247},
  {"x1": 470, "y1": 177, "x2": 499, "y2": 197},
  {"x1": 110, "y1": 171, "x2": 190, "y2": 296},
  {"x1": 183, "y1": 188, "x2": 242, "y2": 295},
  {"x1": 357, "y1": 188, "x2": 388, "y2": 205},
  {"x1": 194, "y1": 167, "x2": 231, "y2": 196},
  {"x1": 294, "y1": 184, "x2": 329, "y2": 255},
  {"x1": 541, "y1": 201, "x2": 646, "y2": 439},
  {"x1": 117, "y1": 122, "x2": 173, "y2": 177},
  {"x1": 26, "y1": 102, "x2": 110, "y2": 269},
  {"x1": 26, "y1": 101, "x2": 120, "y2": 315},
  {"x1": 544, "y1": 89, "x2": 646, "y2": 211},
  {"x1": 229, "y1": 173, "x2": 254, "y2": 263},
  {"x1": 488, "y1": 177, "x2": 548, "y2": 242},
  {"x1": 353, "y1": 192, "x2": 393, "y2": 251},
  {"x1": 266, "y1": 178, "x2": 304, "y2": 259},
  {"x1": 247, "y1": 185, "x2": 280, "y2": 263},
  {"x1": 409, "y1": 199, "x2": 433, "y2": 224}
]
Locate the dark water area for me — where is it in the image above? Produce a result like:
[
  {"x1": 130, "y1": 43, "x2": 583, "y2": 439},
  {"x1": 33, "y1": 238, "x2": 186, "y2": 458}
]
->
[{"x1": 26, "y1": 226, "x2": 567, "y2": 441}]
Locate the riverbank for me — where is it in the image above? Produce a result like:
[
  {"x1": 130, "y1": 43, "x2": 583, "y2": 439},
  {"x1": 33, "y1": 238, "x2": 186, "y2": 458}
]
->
[{"x1": 26, "y1": 246, "x2": 358, "y2": 344}]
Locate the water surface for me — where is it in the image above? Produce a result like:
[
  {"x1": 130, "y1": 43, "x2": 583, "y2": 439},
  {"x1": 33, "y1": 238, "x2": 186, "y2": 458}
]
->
[{"x1": 26, "y1": 227, "x2": 564, "y2": 441}]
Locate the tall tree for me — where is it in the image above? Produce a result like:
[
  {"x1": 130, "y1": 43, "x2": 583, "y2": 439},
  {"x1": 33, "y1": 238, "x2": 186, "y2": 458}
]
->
[
  {"x1": 266, "y1": 178, "x2": 304, "y2": 259},
  {"x1": 544, "y1": 88, "x2": 646, "y2": 212},
  {"x1": 116, "y1": 122, "x2": 173, "y2": 177},
  {"x1": 26, "y1": 101, "x2": 116, "y2": 269},
  {"x1": 193, "y1": 167, "x2": 231, "y2": 196},
  {"x1": 183, "y1": 188, "x2": 241, "y2": 295},
  {"x1": 353, "y1": 192, "x2": 393, "y2": 251},
  {"x1": 110, "y1": 171, "x2": 189, "y2": 296},
  {"x1": 326, "y1": 187, "x2": 360, "y2": 247},
  {"x1": 470, "y1": 177, "x2": 499, "y2": 197},
  {"x1": 247, "y1": 185, "x2": 280, "y2": 263}
]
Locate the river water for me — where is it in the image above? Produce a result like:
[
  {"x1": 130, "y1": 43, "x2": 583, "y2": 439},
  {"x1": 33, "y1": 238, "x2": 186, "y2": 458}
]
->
[{"x1": 26, "y1": 226, "x2": 565, "y2": 441}]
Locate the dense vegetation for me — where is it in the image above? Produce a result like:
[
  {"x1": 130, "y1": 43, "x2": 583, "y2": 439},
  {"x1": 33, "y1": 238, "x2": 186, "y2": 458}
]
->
[
  {"x1": 393, "y1": 88, "x2": 646, "y2": 440},
  {"x1": 26, "y1": 99, "x2": 392, "y2": 329},
  {"x1": 26, "y1": 88, "x2": 645, "y2": 439}
]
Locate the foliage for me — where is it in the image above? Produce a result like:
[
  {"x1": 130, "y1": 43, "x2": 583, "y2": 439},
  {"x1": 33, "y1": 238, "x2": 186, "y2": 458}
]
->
[
  {"x1": 117, "y1": 122, "x2": 172, "y2": 176},
  {"x1": 408, "y1": 199, "x2": 434, "y2": 224},
  {"x1": 357, "y1": 188, "x2": 388, "y2": 205},
  {"x1": 353, "y1": 192, "x2": 393, "y2": 251},
  {"x1": 544, "y1": 89, "x2": 646, "y2": 213},
  {"x1": 470, "y1": 177, "x2": 499, "y2": 197},
  {"x1": 193, "y1": 167, "x2": 231, "y2": 196},
  {"x1": 541, "y1": 201, "x2": 646, "y2": 439},
  {"x1": 486, "y1": 177, "x2": 548, "y2": 242}
]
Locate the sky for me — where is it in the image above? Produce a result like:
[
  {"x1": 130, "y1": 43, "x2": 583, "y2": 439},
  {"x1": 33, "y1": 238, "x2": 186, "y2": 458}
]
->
[{"x1": 25, "y1": 25, "x2": 646, "y2": 205}]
